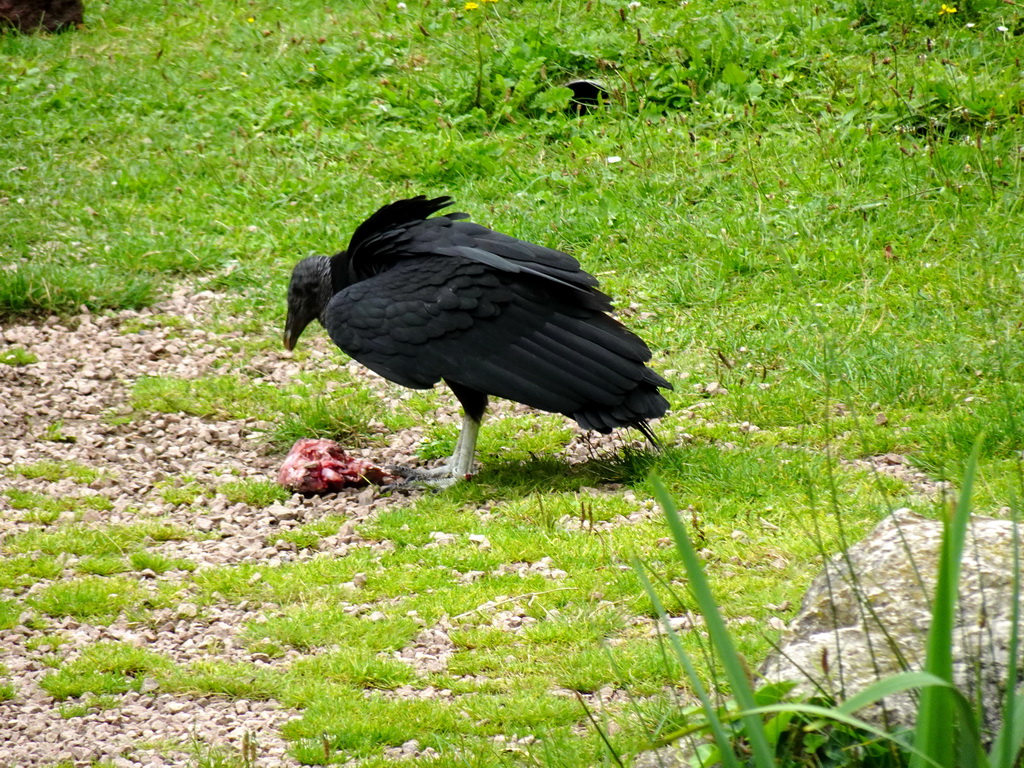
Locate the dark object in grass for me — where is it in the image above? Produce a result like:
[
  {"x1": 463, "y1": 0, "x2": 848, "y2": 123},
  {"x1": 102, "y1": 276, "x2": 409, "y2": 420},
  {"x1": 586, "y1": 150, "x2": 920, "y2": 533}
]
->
[
  {"x1": 284, "y1": 196, "x2": 672, "y2": 485},
  {"x1": 277, "y1": 438, "x2": 397, "y2": 492},
  {"x1": 564, "y1": 79, "x2": 610, "y2": 115},
  {"x1": 0, "y1": 0, "x2": 83, "y2": 32}
]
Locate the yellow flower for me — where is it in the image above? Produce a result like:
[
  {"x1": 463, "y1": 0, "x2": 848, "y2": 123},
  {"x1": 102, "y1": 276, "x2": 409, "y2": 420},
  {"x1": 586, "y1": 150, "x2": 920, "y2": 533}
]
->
[
  {"x1": 246, "y1": 16, "x2": 255, "y2": 22},
  {"x1": 939, "y1": 3, "x2": 957, "y2": 13},
  {"x1": 464, "y1": 1, "x2": 479, "y2": 8},
  {"x1": 481, "y1": 0, "x2": 498, "y2": 3}
]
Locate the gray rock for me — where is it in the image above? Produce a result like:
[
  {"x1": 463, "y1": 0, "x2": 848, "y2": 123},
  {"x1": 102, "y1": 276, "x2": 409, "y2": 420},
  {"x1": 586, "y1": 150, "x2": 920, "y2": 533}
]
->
[{"x1": 761, "y1": 508, "x2": 1024, "y2": 736}]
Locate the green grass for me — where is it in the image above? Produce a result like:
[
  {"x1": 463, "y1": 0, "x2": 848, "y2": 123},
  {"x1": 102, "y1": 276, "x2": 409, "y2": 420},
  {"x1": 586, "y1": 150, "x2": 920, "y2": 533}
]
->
[
  {"x1": 6, "y1": 461, "x2": 104, "y2": 484},
  {"x1": 4, "y1": 521, "x2": 189, "y2": 557},
  {"x1": 59, "y1": 694, "x2": 123, "y2": 719},
  {"x1": 0, "y1": 661, "x2": 16, "y2": 702},
  {"x1": 130, "y1": 373, "x2": 398, "y2": 448},
  {"x1": 218, "y1": 478, "x2": 290, "y2": 507},
  {"x1": 0, "y1": 554, "x2": 63, "y2": 591},
  {"x1": 76, "y1": 556, "x2": 129, "y2": 577},
  {"x1": 3, "y1": 0, "x2": 1024, "y2": 765},
  {"x1": 0, "y1": 598, "x2": 21, "y2": 630},
  {"x1": 243, "y1": 604, "x2": 421, "y2": 653},
  {"x1": 157, "y1": 478, "x2": 206, "y2": 506},
  {"x1": 0, "y1": 346, "x2": 37, "y2": 365},
  {"x1": 40, "y1": 641, "x2": 172, "y2": 700},
  {"x1": 128, "y1": 550, "x2": 196, "y2": 574},
  {"x1": 4, "y1": 489, "x2": 113, "y2": 524},
  {"x1": 27, "y1": 577, "x2": 175, "y2": 623}
]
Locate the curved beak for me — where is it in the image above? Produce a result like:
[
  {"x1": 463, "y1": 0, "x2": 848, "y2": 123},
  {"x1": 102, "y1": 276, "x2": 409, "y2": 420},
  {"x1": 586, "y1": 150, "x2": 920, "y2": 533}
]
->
[{"x1": 283, "y1": 312, "x2": 306, "y2": 351}]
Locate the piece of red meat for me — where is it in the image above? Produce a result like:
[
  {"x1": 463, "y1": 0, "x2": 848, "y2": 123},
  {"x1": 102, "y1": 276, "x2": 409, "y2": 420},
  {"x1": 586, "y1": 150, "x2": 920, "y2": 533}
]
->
[{"x1": 277, "y1": 438, "x2": 396, "y2": 493}]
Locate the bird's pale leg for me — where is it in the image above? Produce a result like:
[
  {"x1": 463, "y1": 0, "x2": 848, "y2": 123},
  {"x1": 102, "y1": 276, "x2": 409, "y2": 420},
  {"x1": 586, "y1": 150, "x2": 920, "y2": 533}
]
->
[
  {"x1": 446, "y1": 413, "x2": 480, "y2": 480},
  {"x1": 391, "y1": 412, "x2": 480, "y2": 486}
]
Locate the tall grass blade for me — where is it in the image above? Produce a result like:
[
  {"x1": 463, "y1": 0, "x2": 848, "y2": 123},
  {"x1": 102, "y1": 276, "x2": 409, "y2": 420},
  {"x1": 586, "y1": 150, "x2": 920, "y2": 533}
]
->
[
  {"x1": 631, "y1": 561, "x2": 742, "y2": 768},
  {"x1": 838, "y1": 671, "x2": 987, "y2": 762},
  {"x1": 835, "y1": 671, "x2": 965, "y2": 716},
  {"x1": 737, "y1": 702, "x2": 942, "y2": 768},
  {"x1": 989, "y1": 490, "x2": 1023, "y2": 768},
  {"x1": 650, "y1": 476, "x2": 776, "y2": 768},
  {"x1": 990, "y1": 691, "x2": 1024, "y2": 768},
  {"x1": 911, "y1": 436, "x2": 985, "y2": 768}
]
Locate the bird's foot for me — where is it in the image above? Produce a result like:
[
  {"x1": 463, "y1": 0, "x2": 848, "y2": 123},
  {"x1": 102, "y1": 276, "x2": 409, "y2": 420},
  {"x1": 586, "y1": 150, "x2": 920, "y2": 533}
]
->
[{"x1": 384, "y1": 463, "x2": 475, "y2": 490}]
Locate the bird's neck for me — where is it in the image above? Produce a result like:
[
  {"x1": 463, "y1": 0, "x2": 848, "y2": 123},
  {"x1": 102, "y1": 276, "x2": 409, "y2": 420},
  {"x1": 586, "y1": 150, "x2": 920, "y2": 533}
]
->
[
  {"x1": 328, "y1": 250, "x2": 352, "y2": 296},
  {"x1": 305, "y1": 255, "x2": 334, "y2": 327}
]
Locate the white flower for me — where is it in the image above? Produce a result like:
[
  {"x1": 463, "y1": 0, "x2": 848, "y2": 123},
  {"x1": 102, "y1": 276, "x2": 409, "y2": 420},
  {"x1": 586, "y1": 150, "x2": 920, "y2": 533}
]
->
[
  {"x1": 966, "y1": 22, "x2": 975, "y2": 27},
  {"x1": 397, "y1": 1, "x2": 407, "y2": 8},
  {"x1": 628, "y1": 1, "x2": 641, "y2": 8},
  {"x1": 997, "y1": 24, "x2": 1009, "y2": 32},
  {"x1": 606, "y1": 156, "x2": 622, "y2": 163}
]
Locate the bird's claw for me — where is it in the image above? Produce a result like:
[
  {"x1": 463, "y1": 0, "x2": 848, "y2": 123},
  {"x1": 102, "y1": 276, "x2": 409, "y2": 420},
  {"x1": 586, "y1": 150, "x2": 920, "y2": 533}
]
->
[{"x1": 382, "y1": 463, "x2": 475, "y2": 490}]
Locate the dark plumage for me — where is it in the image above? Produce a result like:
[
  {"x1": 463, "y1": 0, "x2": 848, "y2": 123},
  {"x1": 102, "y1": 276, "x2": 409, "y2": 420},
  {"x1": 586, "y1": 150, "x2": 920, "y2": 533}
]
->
[{"x1": 284, "y1": 195, "x2": 671, "y2": 483}]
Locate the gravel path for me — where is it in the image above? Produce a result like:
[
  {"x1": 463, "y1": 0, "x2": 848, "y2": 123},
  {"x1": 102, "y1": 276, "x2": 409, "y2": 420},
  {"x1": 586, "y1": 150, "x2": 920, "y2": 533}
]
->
[
  {"x1": 0, "y1": 287, "x2": 646, "y2": 767},
  {"x1": 1, "y1": 287, "x2": 943, "y2": 767},
  {"x1": 0, "y1": 289, "x2": 417, "y2": 767}
]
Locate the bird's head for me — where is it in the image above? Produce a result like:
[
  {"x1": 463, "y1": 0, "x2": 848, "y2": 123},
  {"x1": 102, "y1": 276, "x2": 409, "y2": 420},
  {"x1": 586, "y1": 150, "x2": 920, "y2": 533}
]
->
[{"x1": 284, "y1": 255, "x2": 333, "y2": 351}]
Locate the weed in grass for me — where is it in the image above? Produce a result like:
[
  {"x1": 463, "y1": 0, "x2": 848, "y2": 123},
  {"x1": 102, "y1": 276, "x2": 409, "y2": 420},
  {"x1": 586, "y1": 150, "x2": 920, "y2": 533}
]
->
[
  {"x1": 157, "y1": 478, "x2": 206, "y2": 506},
  {"x1": 244, "y1": 604, "x2": 420, "y2": 653},
  {"x1": 248, "y1": 640, "x2": 286, "y2": 659},
  {"x1": 4, "y1": 521, "x2": 187, "y2": 557},
  {"x1": 131, "y1": 374, "x2": 392, "y2": 450},
  {"x1": 25, "y1": 634, "x2": 70, "y2": 653},
  {"x1": 0, "y1": 554, "x2": 63, "y2": 591},
  {"x1": 77, "y1": 556, "x2": 129, "y2": 577},
  {"x1": 6, "y1": 460, "x2": 103, "y2": 484},
  {"x1": 160, "y1": 659, "x2": 286, "y2": 701},
  {"x1": 0, "y1": 260, "x2": 158, "y2": 319},
  {"x1": 276, "y1": 515, "x2": 346, "y2": 550},
  {"x1": 218, "y1": 478, "x2": 289, "y2": 507},
  {"x1": 28, "y1": 577, "x2": 156, "y2": 623},
  {"x1": 5, "y1": 489, "x2": 66, "y2": 515},
  {"x1": 270, "y1": 385, "x2": 395, "y2": 451},
  {"x1": 130, "y1": 375, "x2": 278, "y2": 422},
  {"x1": 78, "y1": 495, "x2": 113, "y2": 513},
  {"x1": 59, "y1": 693, "x2": 123, "y2": 719},
  {"x1": 185, "y1": 739, "x2": 256, "y2": 768},
  {"x1": 192, "y1": 552, "x2": 379, "y2": 605},
  {"x1": 5, "y1": 489, "x2": 113, "y2": 523},
  {"x1": 0, "y1": 346, "x2": 37, "y2": 366},
  {"x1": 141, "y1": 521, "x2": 191, "y2": 542},
  {"x1": 39, "y1": 419, "x2": 76, "y2": 443},
  {"x1": 291, "y1": 649, "x2": 419, "y2": 690},
  {"x1": 0, "y1": 599, "x2": 20, "y2": 630},
  {"x1": 40, "y1": 642, "x2": 172, "y2": 700},
  {"x1": 119, "y1": 314, "x2": 194, "y2": 335},
  {"x1": 20, "y1": 507, "x2": 62, "y2": 525},
  {"x1": 128, "y1": 551, "x2": 196, "y2": 574}
]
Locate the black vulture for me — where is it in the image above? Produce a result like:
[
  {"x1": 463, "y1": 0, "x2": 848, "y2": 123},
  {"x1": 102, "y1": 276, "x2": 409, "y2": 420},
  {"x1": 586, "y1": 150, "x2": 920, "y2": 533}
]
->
[{"x1": 284, "y1": 195, "x2": 671, "y2": 484}]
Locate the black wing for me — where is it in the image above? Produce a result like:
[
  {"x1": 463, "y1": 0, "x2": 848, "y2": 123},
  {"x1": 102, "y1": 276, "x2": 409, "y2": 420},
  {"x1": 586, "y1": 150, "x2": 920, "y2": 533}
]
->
[
  {"x1": 345, "y1": 195, "x2": 456, "y2": 273},
  {"x1": 342, "y1": 196, "x2": 607, "y2": 306},
  {"x1": 323, "y1": 256, "x2": 670, "y2": 427}
]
